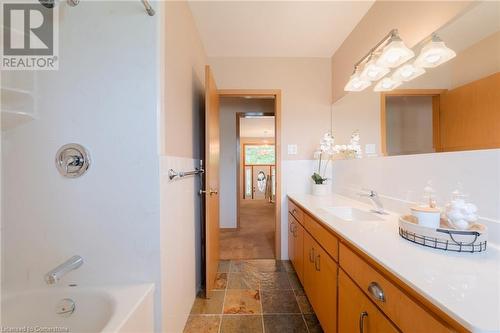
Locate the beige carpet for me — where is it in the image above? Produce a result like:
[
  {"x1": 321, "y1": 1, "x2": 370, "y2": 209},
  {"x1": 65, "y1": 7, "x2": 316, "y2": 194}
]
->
[{"x1": 220, "y1": 200, "x2": 275, "y2": 259}]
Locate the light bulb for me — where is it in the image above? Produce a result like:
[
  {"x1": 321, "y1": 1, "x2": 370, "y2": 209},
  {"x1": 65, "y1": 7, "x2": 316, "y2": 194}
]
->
[
  {"x1": 344, "y1": 71, "x2": 371, "y2": 92},
  {"x1": 360, "y1": 59, "x2": 390, "y2": 81},
  {"x1": 415, "y1": 35, "x2": 456, "y2": 68},
  {"x1": 374, "y1": 77, "x2": 402, "y2": 92},
  {"x1": 376, "y1": 37, "x2": 415, "y2": 68},
  {"x1": 425, "y1": 53, "x2": 442, "y2": 64},
  {"x1": 392, "y1": 63, "x2": 426, "y2": 82}
]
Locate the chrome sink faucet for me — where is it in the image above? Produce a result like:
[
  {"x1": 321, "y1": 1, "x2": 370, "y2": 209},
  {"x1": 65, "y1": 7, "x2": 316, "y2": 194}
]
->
[
  {"x1": 45, "y1": 255, "x2": 84, "y2": 285},
  {"x1": 358, "y1": 189, "x2": 387, "y2": 215}
]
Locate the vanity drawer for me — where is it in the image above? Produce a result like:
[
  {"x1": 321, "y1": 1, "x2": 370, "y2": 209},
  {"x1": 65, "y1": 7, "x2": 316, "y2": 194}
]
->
[
  {"x1": 339, "y1": 243, "x2": 453, "y2": 333},
  {"x1": 288, "y1": 199, "x2": 304, "y2": 225},
  {"x1": 304, "y1": 214, "x2": 338, "y2": 262},
  {"x1": 339, "y1": 269, "x2": 399, "y2": 333}
]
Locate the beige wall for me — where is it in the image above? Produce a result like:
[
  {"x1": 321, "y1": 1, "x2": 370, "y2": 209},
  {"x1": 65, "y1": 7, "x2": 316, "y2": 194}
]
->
[
  {"x1": 331, "y1": 1, "x2": 473, "y2": 103},
  {"x1": 209, "y1": 57, "x2": 332, "y2": 160},
  {"x1": 450, "y1": 31, "x2": 500, "y2": 88},
  {"x1": 163, "y1": 1, "x2": 207, "y2": 158},
  {"x1": 161, "y1": 2, "x2": 208, "y2": 332},
  {"x1": 331, "y1": 88, "x2": 381, "y2": 154}
]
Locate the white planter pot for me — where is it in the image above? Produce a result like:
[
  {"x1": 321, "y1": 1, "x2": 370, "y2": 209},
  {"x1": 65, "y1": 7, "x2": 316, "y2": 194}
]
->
[{"x1": 312, "y1": 183, "x2": 330, "y2": 196}]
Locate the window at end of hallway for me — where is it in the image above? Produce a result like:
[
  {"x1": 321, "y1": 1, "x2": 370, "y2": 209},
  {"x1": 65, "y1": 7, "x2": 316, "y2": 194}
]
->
[{"x1": 244, "y1": 145, "x2": 275, "y2": 165}]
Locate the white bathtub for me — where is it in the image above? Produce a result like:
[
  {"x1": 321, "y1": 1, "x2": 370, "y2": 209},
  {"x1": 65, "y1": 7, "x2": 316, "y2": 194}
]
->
[{"x1": 1, "y1": 284, "x2": 154, "y2": 333}]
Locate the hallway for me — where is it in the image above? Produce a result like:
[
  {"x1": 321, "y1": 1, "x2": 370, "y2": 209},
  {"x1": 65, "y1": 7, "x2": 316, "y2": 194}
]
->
[{"x1": 220, "y1": 200, "x2": 275, "y2": 259}]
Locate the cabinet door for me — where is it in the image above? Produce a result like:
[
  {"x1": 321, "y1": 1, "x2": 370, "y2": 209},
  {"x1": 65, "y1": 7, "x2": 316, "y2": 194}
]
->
[
  {"x1": 303, "y1": 231, "x2": 316, "y2": 298},
  {"x1": 339, "y1": 270, "x2": 399, "y2": 333},
  {"x1": 312, "y1": 239, "x2": 338, "y2": 333},
  {"x1": 293, "y1": 222, "x2": 304, "y2": 283},
  {"x1": 288, "y1": 213, "x2": 296, "y2": 268}
]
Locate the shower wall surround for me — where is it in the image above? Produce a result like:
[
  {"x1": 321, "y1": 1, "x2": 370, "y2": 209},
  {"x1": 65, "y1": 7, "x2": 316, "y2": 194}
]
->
[{"x1": 2, "y1": 1, "x2": 162, "y2": 329}]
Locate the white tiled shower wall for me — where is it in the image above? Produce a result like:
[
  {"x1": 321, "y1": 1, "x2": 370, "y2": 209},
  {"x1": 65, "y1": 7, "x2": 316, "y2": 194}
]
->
[{"x1": 1, "y1": 1, "x2": 162, "y2": 328}]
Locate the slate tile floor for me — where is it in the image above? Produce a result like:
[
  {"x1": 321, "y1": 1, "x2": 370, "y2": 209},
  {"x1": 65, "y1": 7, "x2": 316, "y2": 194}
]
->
[{"x1": 184, "y1": 259, "x2": 324, "y2": 333}]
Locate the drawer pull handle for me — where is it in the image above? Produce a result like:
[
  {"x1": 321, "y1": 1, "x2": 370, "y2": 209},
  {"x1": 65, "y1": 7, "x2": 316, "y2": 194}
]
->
[
  {"x1": 359, "y1": 311, "x2": 368, "y2": 333},
  {"x1": 293, "y1": 225, "x2": 298, "y2": 237},
  {"x1": 309, "y1": 248, "x2": 315, "y2": 262},
  {"x1": 314, "y1": 254, "x2": 321, "y2": 271},
  {"x1": 292, "y1": 208, "x2": 297, "y2": 215},
  {"x1": 368, "y1": 282, "x2": 386, "y2": 302},
  {"x1": 289, "y1": 221, "x2": 294, "y2": 233}
]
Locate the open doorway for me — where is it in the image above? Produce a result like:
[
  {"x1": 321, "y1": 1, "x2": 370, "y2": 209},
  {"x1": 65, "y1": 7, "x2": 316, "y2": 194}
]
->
[
  {"x1": 381, "y1": 89, "x2": 445, "y2": 156},
  {"x1": 218, "y1": 95, "x2": 278, "y2": 259}
]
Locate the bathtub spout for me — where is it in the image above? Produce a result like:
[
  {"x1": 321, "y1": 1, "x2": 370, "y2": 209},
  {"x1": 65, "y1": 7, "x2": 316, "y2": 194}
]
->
[{"x1": 45, "y1": 255, "x2": 83, "y2": 285}]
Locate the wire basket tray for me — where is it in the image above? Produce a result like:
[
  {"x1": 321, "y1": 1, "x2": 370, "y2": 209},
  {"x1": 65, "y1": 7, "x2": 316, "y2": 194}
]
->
[
  {"x1": 399, "y1": 227, "x2": 487, "y2": 253},
  {"x1": 398, "y1": 215, "x2": 487, "y2": 253}
]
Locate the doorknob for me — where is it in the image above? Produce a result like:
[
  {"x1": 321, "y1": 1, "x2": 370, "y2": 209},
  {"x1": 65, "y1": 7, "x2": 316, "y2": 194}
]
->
[{"x1": 199, "y1": 188, "x2": 218, "y2": 196}]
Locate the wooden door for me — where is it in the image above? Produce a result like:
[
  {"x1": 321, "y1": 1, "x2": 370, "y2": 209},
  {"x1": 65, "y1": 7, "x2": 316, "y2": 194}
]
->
[
  {"x1": 293, "y1": 222, "x2": 304, "y2": 283},
  {"x1": 339, "y1": 270, "x2": 399, "y2": 333},
  {"x1": 204, "y1": 66, "x2": 220, "y2": 292},
  {"x1": 252, "y1": 165, "x2": 270, "y2": 200},
  {"x1": 313, "y1": 241, "x2": 338, "y2": 333}
]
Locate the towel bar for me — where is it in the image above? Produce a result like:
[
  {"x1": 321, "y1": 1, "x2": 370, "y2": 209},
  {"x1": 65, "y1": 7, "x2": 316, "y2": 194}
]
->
[{"x1": 168, "y1": 168, "x2": 204, "y2": 180}]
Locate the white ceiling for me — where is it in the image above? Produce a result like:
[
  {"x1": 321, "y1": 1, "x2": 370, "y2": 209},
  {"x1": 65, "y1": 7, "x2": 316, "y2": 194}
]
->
[
  {"x1": 240, "y1": 116, "x2": 275, "y2": 138},
  {"x1": 188, "y1": 1, "x2": 375, "y2": 57}
]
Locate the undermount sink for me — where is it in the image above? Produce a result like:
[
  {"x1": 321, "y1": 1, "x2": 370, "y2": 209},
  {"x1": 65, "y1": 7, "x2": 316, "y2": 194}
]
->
[{"x1": 323, "y1": 206, "x2": 384, "y2": 222}]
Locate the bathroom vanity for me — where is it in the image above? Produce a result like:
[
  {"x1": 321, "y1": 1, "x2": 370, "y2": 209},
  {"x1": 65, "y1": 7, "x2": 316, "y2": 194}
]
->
[{"x1": 287, "y1": 194, "x2": 499, "y2": 333}]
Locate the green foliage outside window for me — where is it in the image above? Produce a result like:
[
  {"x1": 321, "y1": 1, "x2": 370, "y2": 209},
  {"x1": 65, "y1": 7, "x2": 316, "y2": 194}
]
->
[{"x1": 245, "y1": 145, "x2": 275, "y2": 165}]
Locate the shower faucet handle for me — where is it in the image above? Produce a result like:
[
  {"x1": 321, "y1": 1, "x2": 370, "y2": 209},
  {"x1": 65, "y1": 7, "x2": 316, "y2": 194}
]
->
[{"x1": 55, "y1": 144, "x2": 90, "y2": 178}]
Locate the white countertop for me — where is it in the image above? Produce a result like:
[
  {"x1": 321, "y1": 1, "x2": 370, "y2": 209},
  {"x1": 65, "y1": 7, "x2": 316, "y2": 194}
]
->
[{"x1": 288, "y1": 193, "x2": 500, "y2": 333}]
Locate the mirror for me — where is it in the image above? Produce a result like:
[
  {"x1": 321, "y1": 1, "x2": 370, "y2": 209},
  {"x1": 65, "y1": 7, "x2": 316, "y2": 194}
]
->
[{"x1": 332, "y1": 1, "x2": 500, "y2": 157}]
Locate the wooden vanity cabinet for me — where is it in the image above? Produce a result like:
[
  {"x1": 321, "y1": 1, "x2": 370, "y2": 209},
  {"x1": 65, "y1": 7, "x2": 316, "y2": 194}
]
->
[
  {"x1": 339, "y1": 269, "x2": 399, "y2": 333},
  {"x1": 340, "y1": 243, "x2": 453, "y2": 333},
  {"x1": 304, "y1": 232, "x2": 337, "y2": 333},
  {"x1": 287, "y1": 213, "x2": 296, "y2": 273},
  {"x1": 288, "y1": 200, "x2": 338, "y2": 333},
  {"x1": 288, "y1": 213, "x2": 304, "y2": 282},
  {"x1": 288, "y1": 199, "x2": 304, "y2": 223},
  {"x1": 293, "y1": 220, "x2": 305, "y2": 283},
  {"x1": 303, "y1": 231, "x2": 316, "y2": 300},
  {"x1": 287, "y1": 198, "x2": 467, "y2": 333}
]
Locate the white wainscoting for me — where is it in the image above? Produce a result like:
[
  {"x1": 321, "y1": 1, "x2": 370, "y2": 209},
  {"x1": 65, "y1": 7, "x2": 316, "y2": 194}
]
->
[
  {"x1": 160, "y1": 155, "x2": 202, "y2": 332},
  {"x1": 332, "y1": 149, "x2": 500, "y2": 245},
  {"x1": 280, "y1": 159, "x2": 333, "y2": 259}
]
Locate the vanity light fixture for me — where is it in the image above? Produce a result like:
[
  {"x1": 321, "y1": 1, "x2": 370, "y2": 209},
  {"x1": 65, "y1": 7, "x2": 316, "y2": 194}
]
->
[
  {"x1": 392, "y1": 63, "x2": 426, "y2": 82},
  {"x1": 375, "y1": 31, "x2": 415, "y2": 68},
  {"x1": 360, "y1": 55, "x2": 390, "y2": 81},
  {"x1": 344, "y1": 67, "x2": 371, "y2": 92},
  {"x1": 344, "y1": 29, "x2": 411, "y2": 92},
  {"x1": 414, "y1": 34, "x2": 456, "y2": 68},
  {"x1": 345, "y1": 29, "x2": 454, "y2": 92},
  {"x1": 374, "y1": 77, "x2": 402, "y2": 92}
]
